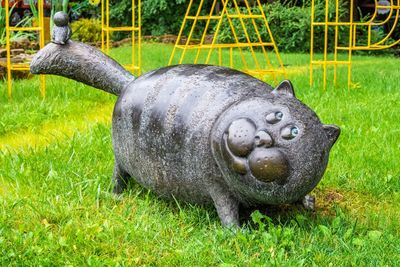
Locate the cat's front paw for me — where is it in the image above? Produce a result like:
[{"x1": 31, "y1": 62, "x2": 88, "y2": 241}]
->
[{"x1": 301, "y1": 195, "x2": 316, "y2": 211}]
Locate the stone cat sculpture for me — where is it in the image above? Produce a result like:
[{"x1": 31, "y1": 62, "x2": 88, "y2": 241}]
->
[{"x1": 30, "y1": 26, "x2": 340, "y2": 227}]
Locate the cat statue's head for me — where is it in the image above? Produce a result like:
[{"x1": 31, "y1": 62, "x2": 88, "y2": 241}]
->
[{"x1": 212, "y1": 81, "x2": 340, "y2": 205}]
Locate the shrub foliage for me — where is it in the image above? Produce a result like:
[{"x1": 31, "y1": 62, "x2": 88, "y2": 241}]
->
[
  {"x1": 216, "y1": 1, "x2": 351, "y2": 53},
  {"x1": 71, "y1": 18, "x2": 102, "y2": 43},
  {"x1": 105, "y1": 0, "x2": 389, "y2": 53},
  {"x1": 109, "y1": 0, "x2": 213, "y2": 36},
  {"x1": 107, "y1": 0, "x2": 350, "y2": 52}
]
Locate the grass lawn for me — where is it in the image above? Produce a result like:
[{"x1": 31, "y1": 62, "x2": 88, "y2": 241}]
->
[{"x1": 0, "y1": 43, "x2": 399, "y2": 266}]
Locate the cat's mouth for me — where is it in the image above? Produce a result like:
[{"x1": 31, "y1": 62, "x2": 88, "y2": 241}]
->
[{"x1": 222, "y1": 132, "x2": 290, "y2": 184}]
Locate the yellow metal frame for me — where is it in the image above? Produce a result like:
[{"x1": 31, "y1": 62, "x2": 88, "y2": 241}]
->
[
  {"x1": 4, "y1": 0, "x2": 46, "y2": 98},
  {"x1": 101, "y1": 0, "x2": 141, "y2": 76},
  {"x1": 169, "y1": 0, "x2": 286, "y2": 82},
  {"x1": 310, "y1": 0, "x2": 400, "y2": 89}
]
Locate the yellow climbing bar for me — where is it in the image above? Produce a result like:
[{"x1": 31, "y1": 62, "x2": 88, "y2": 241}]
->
[
  {"x1": 101, "y1": 0, "x2": 141, "y2": 76},
  {"x1": 8, "y1": 26, "x2": 43, "y2": 31},
  {"x1": 4, "y1": 0, "x2": 46, "y2": 98},
  {"x1": 174, "y1": 43, "x2": 274, "y2": 49},
  {"x1": 102, "y1": 26, "x2": 140, "y2": 32},
  {"x1": 9, "y1": 64, "x2": 31, "y2": 70}
]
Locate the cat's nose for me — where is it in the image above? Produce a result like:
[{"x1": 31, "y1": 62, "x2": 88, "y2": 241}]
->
[{"x1": 255, "y1": 130, "x2": 273, "y2": 148}]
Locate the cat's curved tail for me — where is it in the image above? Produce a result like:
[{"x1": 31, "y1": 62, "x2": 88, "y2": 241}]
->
[{"x1": 30, "y1": 40, "x2": 134, "y2": 96}]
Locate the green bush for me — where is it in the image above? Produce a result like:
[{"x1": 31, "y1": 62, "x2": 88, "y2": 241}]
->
[
  {"x1": 216, "y1": 1, "x2": 348, "y2": 53},
  {"x1": 141, "y1": 0, "x2": 215, "y2": 36},
  {"x1": 70, "y1": 0, "x2": 101, "y2": 20},
  {"x1": 264, "y1": 1, "x2": 317, "y2": 52},
  {"x1": 216, "y1": 1, "x2": 393, "y2": 53},
  {"x1": 107, "y1": 0, "x2": 394, "y2": 53},
  {"x1": 109, "y1": 0, "x2": 213, "y2": 37},
  {"x1": 70, "y1": 18, "x2": 102, "y2": 43},
  {"x1": 141, "y1": 0, "x2": 190, "y2": 36},
  {"x1": 0, "y1": 4, "x2": 36, "y2": 46},
  {"x1": 0, "y1": 5, "x2": 6, "y2": 45}
]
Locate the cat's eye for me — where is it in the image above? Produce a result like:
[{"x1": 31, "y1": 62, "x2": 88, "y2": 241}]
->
[
  {"x1": 282, "y1": 126, "x2": 300, "y2": 140},
  {"x1": 291, "y1": 127, "x2": 299, "y2": 136},
  {"x1": 266, "y1": 111, "x2": 283, "y2": 124}
]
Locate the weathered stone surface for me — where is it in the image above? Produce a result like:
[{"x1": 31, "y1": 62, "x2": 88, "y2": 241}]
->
[
  {"x1": 0, "y1": 49, "x2": 6, "y2": 57},
  {"x1": 0, "y1": 61, "x2": 31, "y2": 79},
  {"x1": 14, "y1": 53, "x2": 33, "y2": 61},
  {"x1": 0, "y1": 50, "x2": 34, "y2": 79},
  {"x1": 11, "y1": 48, "x2": 25, "y2": 56},
  {"x1": 0, "y1": 57, "x2": 24, "y2": 64},
  {"x1": 30, "y1": 40, "x2": 340, "y2": 227},
  {"x1": 10, "y1": 37, "x2": 30, "y2": 49}
]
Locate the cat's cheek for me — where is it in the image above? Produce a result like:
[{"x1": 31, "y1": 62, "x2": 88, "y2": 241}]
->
[
  {"x1": 226, "y1": 118, "x2": 257, "y2": 157},
  {"x1": 248, "y1": 148, "x2": 289, "y2": 184},
  {"x1": 222, "y1": 133, "x2": 250, "y2": 175}
]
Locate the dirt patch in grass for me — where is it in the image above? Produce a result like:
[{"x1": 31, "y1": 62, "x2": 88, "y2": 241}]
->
[{"x1": 237, "y1": 187, "x2": 398, "y2": 229}]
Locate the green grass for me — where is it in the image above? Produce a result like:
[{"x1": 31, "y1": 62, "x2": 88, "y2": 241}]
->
[{"x1": 0, "y1": 43, "x2": 399, "y2": 266}]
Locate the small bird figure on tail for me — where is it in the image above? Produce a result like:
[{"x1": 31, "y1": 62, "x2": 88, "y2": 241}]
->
[{"x1": 52, "y1": 11, "x2": 71, "y2": 45}]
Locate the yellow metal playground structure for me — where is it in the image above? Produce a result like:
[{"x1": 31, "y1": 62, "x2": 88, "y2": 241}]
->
[
  {"x1": 3, "y1": 0, "x2": 141, "y2": 98},
  {"x1": 310, "y1": 0, "x2": 400, "y2": 89},
  {"x1": 4, "y1": 0, "x2": 46, "y2": 98},
  {"x1": 101, "y1": 0, "x2": 141, "y2": 76},
  {"x1": 169, "y1": 0, "x2": 286, "y2": 82}
]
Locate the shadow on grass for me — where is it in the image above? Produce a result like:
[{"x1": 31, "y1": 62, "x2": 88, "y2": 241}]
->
[{"x1": 121, "y1": 180, "x2": 345, "y2": 229}]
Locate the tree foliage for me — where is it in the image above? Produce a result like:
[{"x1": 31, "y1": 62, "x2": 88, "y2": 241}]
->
[
  {"x1": 109, "y1": 0, "x2": 213, "y2": 36},
  {"x1": 107, "y1": 0, "x2": 391, "y2": 53}
]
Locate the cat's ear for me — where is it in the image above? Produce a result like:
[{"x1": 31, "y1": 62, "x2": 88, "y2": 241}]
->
[
  {"x1": 272, "y1": 80, "x2": 295, "y2": 98},
  {"x1": 323, "y1": 124, "x2": 340, "y2": 146}
]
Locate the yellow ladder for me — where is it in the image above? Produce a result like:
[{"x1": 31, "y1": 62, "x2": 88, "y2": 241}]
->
[
  {"x1": 4, "y1": 0, "x2": 46, "y2": 98},
  {"x1": 101, "y1": 0, "x2": 141, "y2": 76},
  {"x1": 169, "y1": 0, "x2": 286, "y2": 82}
]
